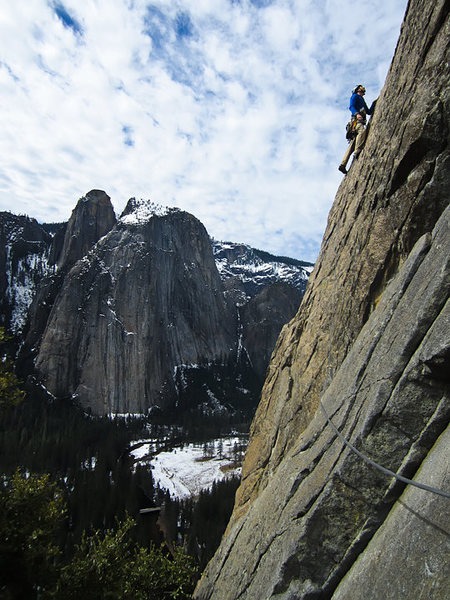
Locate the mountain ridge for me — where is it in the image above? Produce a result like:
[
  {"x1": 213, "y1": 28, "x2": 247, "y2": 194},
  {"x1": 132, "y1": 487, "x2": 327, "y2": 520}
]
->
[{"x1": 2, "y1": 196, "x2": 310, "y2": 420}]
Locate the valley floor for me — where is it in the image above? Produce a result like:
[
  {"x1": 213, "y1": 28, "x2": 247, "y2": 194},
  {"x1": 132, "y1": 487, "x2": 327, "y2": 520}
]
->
[{"x1": 131, "y1": 437, "x2": 246, "y2": 499}]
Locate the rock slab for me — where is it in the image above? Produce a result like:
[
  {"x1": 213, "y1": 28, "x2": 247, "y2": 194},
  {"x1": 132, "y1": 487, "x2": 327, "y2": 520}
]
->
[{"x1": 195, "y1": 1, "x2": 450, "y2": 597}]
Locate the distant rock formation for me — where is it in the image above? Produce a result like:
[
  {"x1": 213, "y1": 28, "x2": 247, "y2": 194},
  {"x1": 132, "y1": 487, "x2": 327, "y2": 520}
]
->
[
  {"x1": 1, "y1": 195, "x2": 309, "y2": 416},
  {"x1": 212, "y1": 240, "x2": 312, "y2": 302},
  {"x1": 57, "y1": 189, "x2": 116, "y2": 269},
  {"x1": 241, "y1": 281, "x2": 302, "y2": 380},
  {"x1": 17, "y1": 190, "x2": 117, "y2": 377},
  {"x1": 195, "y1": 1, "x2": 449, "y2": 598},
  {"x1": 35, "y1": 199, "x2": 237, "y2": 413},
  {"x1": 0, "y1": 212, "x2": 51, "y2": 334}
]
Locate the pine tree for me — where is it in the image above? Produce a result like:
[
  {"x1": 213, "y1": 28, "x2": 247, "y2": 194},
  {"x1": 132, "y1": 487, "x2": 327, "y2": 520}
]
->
[
  {"x1": 53, "y1": 516, "x2": 198, "y2": 600},
  {"x1": 0, "y1": 328, "x2": 25, "y2": 411},
  {"x1": 0, "y1": 470, "x2": 66, "y2": 598}
]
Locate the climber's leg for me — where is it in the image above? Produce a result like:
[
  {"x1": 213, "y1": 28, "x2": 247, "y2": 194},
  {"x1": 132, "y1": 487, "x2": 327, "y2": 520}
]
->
[{"x1": 353, "y1": 122, "x2": 367, "y2": 157}]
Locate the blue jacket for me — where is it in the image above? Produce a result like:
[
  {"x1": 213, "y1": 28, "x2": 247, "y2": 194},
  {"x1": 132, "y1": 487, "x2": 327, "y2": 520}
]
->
[{"x1": 349, "y1": 92, "x2": 375, "y2": 116}]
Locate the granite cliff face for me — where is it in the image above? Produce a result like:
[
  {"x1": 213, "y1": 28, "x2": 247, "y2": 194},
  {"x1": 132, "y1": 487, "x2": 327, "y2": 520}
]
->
[
  {"x1": 7, "y1": 196, "x2": 307, "y2": 415},
  {"x1": 17, "y1": 190, "x2": 118, "y2": 377},
  {"x1": 56, "y1": 189, "x2": 116, "y2": 269},
  {"x1": 34, "y1": 200, "x2": 237, "y2": 413},
  {"x1": 195, "y1": 1, "x2": 449, "y2": 598}
]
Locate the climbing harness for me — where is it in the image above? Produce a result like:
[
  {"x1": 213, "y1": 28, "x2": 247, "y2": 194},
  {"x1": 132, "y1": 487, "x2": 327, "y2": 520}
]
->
[{"x1": 345, "y1": 118, "x2": 358, "y2": 141}]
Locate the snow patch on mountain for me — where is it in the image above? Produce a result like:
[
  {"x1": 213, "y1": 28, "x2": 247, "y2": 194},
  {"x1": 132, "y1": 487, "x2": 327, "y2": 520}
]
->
[
  {"x1": 7, "y1": 253, "x2": 50, "y2": 333},
  {"x1": 120, "y1": 198, "x2": 179, "y2": 225},
  {"x1": 1, "y1": 214, "x2": 53, "y2": 334},
  {"x1": 212, "y1": 240, "x2": 313, "y2": 299}
]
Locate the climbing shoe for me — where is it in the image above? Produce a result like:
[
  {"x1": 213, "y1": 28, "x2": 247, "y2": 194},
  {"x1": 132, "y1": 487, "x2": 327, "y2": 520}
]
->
[{"x1": 338, "y1": 165, "x2": 348, "y2": 175}]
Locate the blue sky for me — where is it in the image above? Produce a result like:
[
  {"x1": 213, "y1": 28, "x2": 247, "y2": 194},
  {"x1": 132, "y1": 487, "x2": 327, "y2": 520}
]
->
[{"x1": 0, "y1": 0, "x2": 407, "y2": 262}]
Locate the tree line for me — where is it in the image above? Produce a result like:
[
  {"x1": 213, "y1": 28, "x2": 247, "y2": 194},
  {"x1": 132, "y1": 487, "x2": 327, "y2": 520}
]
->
[{"x1": 0, "y1": 328, "x2": 243, "y2": 597}]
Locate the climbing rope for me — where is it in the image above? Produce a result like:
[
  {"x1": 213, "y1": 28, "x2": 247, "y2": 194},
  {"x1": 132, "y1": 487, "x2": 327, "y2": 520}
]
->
[
  {"x1": 320, "y1": 399, "x2": 450, "y2": 499},
  {"x1": 317, "y1": 167, "x2": 449, "y2": 500}
]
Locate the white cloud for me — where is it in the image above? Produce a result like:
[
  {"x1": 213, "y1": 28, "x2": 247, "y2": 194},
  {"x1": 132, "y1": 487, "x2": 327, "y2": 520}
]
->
[{"x1": 0, "y1": 0, "x2": 408, "y2": 261}]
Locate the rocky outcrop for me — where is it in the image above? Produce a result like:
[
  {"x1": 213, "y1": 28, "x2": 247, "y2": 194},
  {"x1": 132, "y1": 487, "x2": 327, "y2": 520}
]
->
[
  {"x1": 18, "y1": 191, "x2": 117, "y2": 372},
  {"x1": 57, "y1": 189, "x2": 116, "y2": 269},
  {"x1": 234, "y1": 0, "x2": 450, "y2": 513},
  {"x1": 9, "y1": 194, "x2": 309, "y2": 415},
  {"x1": 196, "y1": 206, "x2": 450, "y2": 598},
  {"x1": 35, "y1": 200, "x2": 237, "y2": 413},
  {"x1": 195, "y1": 1, "x2": 449, "y2": 597}
]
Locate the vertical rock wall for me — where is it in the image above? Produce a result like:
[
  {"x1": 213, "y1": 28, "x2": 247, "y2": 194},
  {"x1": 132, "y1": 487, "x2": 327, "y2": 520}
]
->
[
  {"x1": 195, "y1": 0, "x2": 449, "y2": 597},
  {"x1": 35, "y1": 207, "x2": 237, "y2": 413},
  {"x1": 57, "y1": 189, "x2": 116, "y2": 269},
  {"x1": 234, "y1": 0, "x2": 449, "y2": 523}
]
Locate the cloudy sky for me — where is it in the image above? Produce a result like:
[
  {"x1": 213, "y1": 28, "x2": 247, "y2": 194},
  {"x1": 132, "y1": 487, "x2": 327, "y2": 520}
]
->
[{"x1": 1, "y1": 0, "x2": 407, "y2": 262}]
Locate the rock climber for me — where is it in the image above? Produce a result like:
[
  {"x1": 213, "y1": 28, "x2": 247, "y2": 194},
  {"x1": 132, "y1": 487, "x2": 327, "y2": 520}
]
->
[{"x1": 338, "y1": 85, "x2": 377, "y2": 175}]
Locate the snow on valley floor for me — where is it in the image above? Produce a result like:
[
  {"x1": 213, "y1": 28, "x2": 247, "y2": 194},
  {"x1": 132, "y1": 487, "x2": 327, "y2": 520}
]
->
[{"x1": 130, "y1": 437, "x2": 246, "y2": 500}]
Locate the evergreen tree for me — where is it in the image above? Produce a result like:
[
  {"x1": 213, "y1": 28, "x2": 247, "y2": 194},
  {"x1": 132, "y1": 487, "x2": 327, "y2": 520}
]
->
[
  {"x1": 0, "y1": 471, "x2": 198, "y2": 599},
  {"x1": 0, "y1": 328, "x2": 25, "y2": 411},
  {"x1": 0, "y1": 470, "x2": 66, "y2": 598},
  {"x1": 53, "y1": 517, "x2": 197, "y2": 600}
]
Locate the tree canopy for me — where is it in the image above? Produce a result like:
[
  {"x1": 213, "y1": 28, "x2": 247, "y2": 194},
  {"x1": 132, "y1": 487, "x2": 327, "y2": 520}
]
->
[{"x1": 0, "y1": 471, "x2": 198, "y2": 600}]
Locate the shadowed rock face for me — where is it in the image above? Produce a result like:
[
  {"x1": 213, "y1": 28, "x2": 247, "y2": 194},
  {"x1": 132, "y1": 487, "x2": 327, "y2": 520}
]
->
[
  {"x1": 331, "y1": 425, "x2": 450, "y2": 600},
  {"x1": 241, "y1": 281, "x2": 303, "y2": 380},
  {"x1": 0, "y1": 212, "x2": 51, "y2": 333},
  {"x1": 195, "y1": 1, "x2": 449, "y2": 598}
]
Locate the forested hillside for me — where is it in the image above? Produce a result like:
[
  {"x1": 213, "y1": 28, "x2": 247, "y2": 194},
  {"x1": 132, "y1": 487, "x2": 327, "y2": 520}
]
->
[{"x1": 0, "y1": 380, "x2": 243, "y2": 597}]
